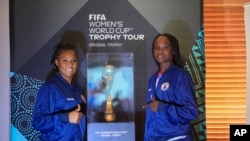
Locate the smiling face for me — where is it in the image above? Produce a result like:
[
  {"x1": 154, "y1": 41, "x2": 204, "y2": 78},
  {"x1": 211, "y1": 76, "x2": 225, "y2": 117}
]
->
[
  {"x1": 153, "y1": 35, "x2": 174, "y2": 66},
  {"x1": 55, "y1": 50, "x2": 78, "y2": 84}
]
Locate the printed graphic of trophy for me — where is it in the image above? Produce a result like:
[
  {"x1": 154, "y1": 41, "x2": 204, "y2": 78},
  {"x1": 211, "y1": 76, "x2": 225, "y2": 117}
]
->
[{"x1": 102, "y1": 62, "x2": 115, "y2": 122}]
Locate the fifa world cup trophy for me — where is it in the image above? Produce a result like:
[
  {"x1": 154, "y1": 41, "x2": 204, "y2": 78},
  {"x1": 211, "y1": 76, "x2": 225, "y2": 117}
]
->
[{"x1": 102, "y1": 63, "x2": 115, "y2": 122}]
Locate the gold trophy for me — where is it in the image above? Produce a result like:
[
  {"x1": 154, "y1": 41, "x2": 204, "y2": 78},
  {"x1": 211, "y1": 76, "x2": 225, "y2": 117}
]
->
[{"x1": 102, "y1": 62, "x2": 115, "y2": 122}]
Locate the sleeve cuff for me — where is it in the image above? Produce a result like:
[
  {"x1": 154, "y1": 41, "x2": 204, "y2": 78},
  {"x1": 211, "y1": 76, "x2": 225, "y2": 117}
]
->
[
  {"x1": 60, "y1": 113, "x2": 69, "y2": 123},
  {"x1": 157, "y1": 102, "x2": 167, "y2": 112}
]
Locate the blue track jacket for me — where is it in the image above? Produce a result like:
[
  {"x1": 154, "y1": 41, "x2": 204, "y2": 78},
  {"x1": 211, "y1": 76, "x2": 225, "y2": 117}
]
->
[
  {"x1": 32, "y1": 72, "x2": 86, "y2": 141},
  {"x1": 144, "y1": 64, "x2": 198, "y2": 141}
]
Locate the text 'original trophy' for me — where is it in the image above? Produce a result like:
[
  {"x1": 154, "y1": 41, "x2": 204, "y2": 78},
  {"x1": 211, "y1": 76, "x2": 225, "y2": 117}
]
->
[{"x1": 102, "y1": 62, "x2": 115, "y2": 122}]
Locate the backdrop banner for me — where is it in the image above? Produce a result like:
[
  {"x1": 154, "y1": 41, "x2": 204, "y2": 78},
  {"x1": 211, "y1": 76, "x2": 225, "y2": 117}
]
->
[{"x1": 10, "y1": 0, "x2": 205, "y2": 141}]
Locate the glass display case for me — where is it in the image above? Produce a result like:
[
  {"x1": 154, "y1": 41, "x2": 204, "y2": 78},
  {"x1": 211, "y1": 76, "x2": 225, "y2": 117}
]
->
[{"x1": 86, "y1": 53, "x2": 135, "y2": 141}]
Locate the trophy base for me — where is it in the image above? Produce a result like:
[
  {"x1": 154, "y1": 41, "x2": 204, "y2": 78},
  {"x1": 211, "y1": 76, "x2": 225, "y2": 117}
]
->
[{"x1": 104, "y1": 113, "x2": 115, "y2": 122}]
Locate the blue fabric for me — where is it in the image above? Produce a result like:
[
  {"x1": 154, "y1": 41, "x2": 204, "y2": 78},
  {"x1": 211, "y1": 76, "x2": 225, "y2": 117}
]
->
[
  {"x1": 144, "y1": 65, "x2": 198, "y2": 141},
  {"x1": 32, "y1": 72, "x2": 86, "y2": 141}
]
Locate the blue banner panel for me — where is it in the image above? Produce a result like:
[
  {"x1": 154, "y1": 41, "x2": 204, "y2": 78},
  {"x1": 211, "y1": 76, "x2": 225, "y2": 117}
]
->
[{"x1": 10, "y1": 0, "x2": 204, "y2": 141}]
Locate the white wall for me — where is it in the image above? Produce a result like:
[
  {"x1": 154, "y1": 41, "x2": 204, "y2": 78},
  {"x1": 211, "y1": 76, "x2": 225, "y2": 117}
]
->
[
  {"x1": 245, "y1": 2, "x2": 250, "y2": 124},
  {"x1": 0, "y1": 0, "x2": 10, "y2": 140}
]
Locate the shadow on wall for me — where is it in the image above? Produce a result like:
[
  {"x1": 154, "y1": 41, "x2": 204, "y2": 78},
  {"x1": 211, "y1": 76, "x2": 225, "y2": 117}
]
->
[
  {"x1": 46, "y1": 30, "x2": 88, "y2": 89},
  {"x1": 163, "y1": 20, "x2": 195, "y2": 63}
]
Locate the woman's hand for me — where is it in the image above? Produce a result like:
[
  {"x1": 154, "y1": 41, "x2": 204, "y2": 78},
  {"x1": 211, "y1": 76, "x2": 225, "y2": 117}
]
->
[
  {"x1": 142, "y1": 95, "x2": 160, "y2": 112},
  {"x1": 69, "y1": 104, "x2": 83, "y2": 124}
]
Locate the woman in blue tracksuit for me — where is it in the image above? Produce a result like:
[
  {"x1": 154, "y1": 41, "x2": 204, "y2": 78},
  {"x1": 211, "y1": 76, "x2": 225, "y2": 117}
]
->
[
  {"x1": 143, "y1": 33, "x2": 198, "y2": 141},
  {"x1": 32, "y1": 43, "x2": 86, "y2": 141}
]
